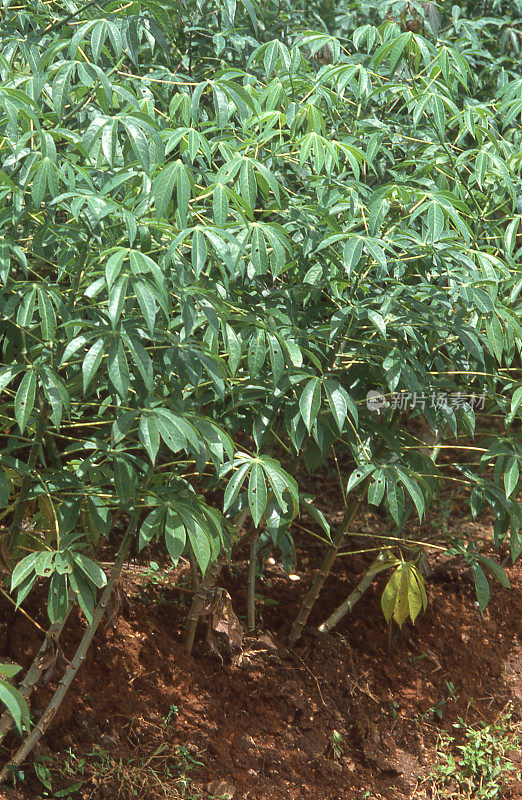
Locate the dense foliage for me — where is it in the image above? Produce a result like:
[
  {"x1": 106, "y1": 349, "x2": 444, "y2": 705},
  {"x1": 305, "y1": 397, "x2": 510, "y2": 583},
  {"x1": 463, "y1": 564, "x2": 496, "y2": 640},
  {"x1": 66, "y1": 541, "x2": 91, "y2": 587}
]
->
[{"x1": 2, "y1": 0, "x2": 522, "y2": 747}]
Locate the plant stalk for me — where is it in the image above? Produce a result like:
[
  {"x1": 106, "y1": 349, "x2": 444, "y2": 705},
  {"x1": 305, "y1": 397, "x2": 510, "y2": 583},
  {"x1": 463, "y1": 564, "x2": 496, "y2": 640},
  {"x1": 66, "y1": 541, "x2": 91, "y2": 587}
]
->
[
  {"x1": 288, "y1": 489, "x2": 365, "y2": 647},
  {"x1": 317, "y1": 551, "x2": 387, "y2": 634},
  {"x1": 187, "y1": 545, "x2": 200, "y2": 590},
  {"x1": 246, "y1": 534, "x2": 258, "y2": 633}
]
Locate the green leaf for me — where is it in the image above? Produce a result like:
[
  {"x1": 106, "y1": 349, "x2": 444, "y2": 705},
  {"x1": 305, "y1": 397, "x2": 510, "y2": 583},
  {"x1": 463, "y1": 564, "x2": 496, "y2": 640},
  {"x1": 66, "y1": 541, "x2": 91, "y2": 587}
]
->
[
  {"x1": 299, "y1": 378, "x2": 322, "y2": 433},
  {"x1": 108, "y1": 275, "x2": 129, "y2": 328},
  {"x1": 248, "y1": 462, "x2": 267, "y2": 526},
  {"x1": 343, "y1": 237, "x2": 364, "y2": 277},
  {"x1": 248, "y1": 328, "x2": 266, "y2": 377},
  {"x1": 262, "y1": 460, "x2": 299, "y2": 518},
  {"x1": 0, "y1": 470, "x2": 9, "y2": 508},
  {"x1": 323, "y1": 379, "x2": 348, "y2": 432},
  {"x1": 37, "y1": 288, "x2": 57, "y2": 341},
  {"x1": 386, "y1": 478, "x2": 404, "y2": 526},
  {"x1": 122, "y1": 119, "x2": 152, "y2": 174},
  {"x1": 105, "y1": 250, "x2": 127, "y2": 289},
  {"x1": 14, "y1": 370, "x2": 37, "y2": 433},
  {"x1": 192, "y1": 228, "x2": 207, "y2": 277},
  {"x1": 133, "y1": 280, "x2": 157, "y2": 336},
  {"x1": 154, "y1": 163, "x2": 177, "y2": 219},
  {"x1": 368, "y1": 469, "x2": 386, "y2": 507},
  {"x1": 47, "y1": 572, "x2": 69, "y2": 623},
  {"x1": 396, "y1": 467, "x2": 425, "y2": 521},
  {"x1": 107, "y1": 337, "x2": 130, "y2": 400},
  {"x1": 71, "y1": 552, "x2": 107, "y2": 589},
  {"x1": 113, "y1": 457, "x2": 136, "y2": 505},
  {"x1": 86, "y1": 497, "x2": 111, "y2": 546},
  {"x1": 11, "y1": 553, "x2": 38, "y2": 591},
  {"x1": 0, "y1": 679, "x2": 30, "y2": 732},
  {"x1": 139, "y1": 414, "x2": 160, "y2": 464},
  {"x1": 267, "y1": 334, "x2": 284, "y2": 386},
  {"x1": 176, "y1": 163, "x2": 191, "y2": 225},
  {"x1": 35, "y1": 551, "x2": 54, "y2": 577},
  {"x1": 82, "y1": 338, "x2": 107, "y2": 393},
  {"x1": 124, "y1": 334, "x2": 153, "y2": 391},
  {"x1": 164, "y1": 510, "x2": 186, "y2": 565},
  {"x1": 17, "y1": 287, "x2": 36, "y2": 328},
  {"x1": 223, "y1": 462, "x2": 250, "y2": 512},
  {"x1": 69, "y1": 567, "x2": 95, "y2": 622},
  {"x1": 427, "y1": 202, "x2": 444, "y2": 241},
  {"x1": 240, "y1": 159, "x2": 257, "y2": 212},
  {"x1": 213, "y1": 183, "x2": 229, "y2": 227},
  {"x1": 139, "y1": 507, "x2": 166, "y2": 551},
  {"x1": 477, "y1": 555, "x2": 510, "y2": 589},
  {"x1": 472, "y1": 564, "x2": 490, "y2": 612},
  {"x1": 0, "y1": 664, "x2": 21, "y2": 680},
  {"x1": 184, "y1": 514, "x2": 212, "y2": 575},
  {"x1": 0, "y1": 365, "x2": 23, "y2": 394},
  {"x1": 504, "y1": 456, "x2": 519, "y2": 498}
]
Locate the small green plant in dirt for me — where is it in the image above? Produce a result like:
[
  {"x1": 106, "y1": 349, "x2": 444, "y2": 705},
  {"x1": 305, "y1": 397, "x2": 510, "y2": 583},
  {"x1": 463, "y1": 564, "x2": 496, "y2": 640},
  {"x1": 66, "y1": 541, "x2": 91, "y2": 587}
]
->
[
  {"x1": 430, "y1": 711, "x2": 520, "y2": 798},
  {"x1": 33, "y1": 755, "x2": 83, "y2": 799},
  {"x1": 328, "y1": 730, "x2": 345, "y2": 761},
  {"x1": 421, "y1": 681, "x2": 459, "y2": 722},
  {"x1": 144, "y1": 562, "x2": 175, "y2": 586},
  {"x1": 163, "y1": 705, "x2": 179, "y2": 727},
  {"x1": 42, "y1": 743, "x2": 206, "y2": 800}
]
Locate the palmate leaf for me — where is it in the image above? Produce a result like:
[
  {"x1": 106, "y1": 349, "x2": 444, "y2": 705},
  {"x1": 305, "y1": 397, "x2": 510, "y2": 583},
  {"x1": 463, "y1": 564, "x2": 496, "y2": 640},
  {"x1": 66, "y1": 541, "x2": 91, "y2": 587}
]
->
[{"x1": 381, "y1": 563, "x2": 427, "y2": 627}]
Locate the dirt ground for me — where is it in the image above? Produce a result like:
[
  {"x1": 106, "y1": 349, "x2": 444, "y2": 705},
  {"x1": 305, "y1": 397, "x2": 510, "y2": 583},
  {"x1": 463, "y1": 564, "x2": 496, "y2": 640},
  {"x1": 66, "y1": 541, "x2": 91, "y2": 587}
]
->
[{"x1": 1, "y1": 498, "x2": 522, "y2": 800}]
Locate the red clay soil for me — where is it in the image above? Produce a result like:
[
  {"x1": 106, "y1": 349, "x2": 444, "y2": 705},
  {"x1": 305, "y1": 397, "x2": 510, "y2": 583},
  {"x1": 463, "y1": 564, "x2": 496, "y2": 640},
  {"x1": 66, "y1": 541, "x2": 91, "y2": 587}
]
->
[{"x1": 1, "y1": 528, "x2": 522, "y2": 800}]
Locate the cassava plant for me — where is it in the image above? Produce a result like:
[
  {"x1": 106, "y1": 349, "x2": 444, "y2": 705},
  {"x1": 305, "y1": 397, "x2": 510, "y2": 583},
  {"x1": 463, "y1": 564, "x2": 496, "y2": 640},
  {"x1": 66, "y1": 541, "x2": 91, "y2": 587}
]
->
[{"x1": 0, "y1": 0, "x2": 522, "y2": 774}]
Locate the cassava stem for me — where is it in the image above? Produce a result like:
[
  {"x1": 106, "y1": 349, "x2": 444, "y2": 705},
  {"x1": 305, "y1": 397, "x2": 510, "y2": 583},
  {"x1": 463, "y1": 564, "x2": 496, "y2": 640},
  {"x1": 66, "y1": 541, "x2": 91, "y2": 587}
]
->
[
  {"x1": 288, "y1": 490, "x2": 365, "y2": 647},
  {"x1": 246, "y1": 534, "x2": 258, "y2": 632},
  {"x1": 187, "y1": 544, "x2": 201, "y2": 590},
  {"x1": 0, "y1": 511, "x2": 138, "y2": 783},
  {"x1": 317, "y1": 551, "x2": 387, "y2": 634}
]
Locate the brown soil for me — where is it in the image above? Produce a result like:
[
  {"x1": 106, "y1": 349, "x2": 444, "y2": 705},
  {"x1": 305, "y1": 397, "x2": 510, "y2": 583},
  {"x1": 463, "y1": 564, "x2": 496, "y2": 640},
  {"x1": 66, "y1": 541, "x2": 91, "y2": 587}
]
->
[{"x1": 1, "y1": 507, "x2": 522, "y2": 800}]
